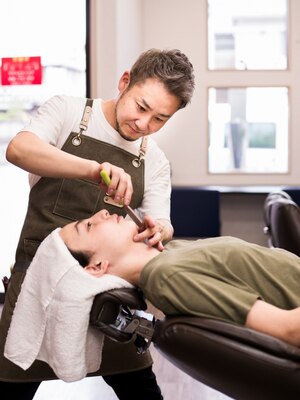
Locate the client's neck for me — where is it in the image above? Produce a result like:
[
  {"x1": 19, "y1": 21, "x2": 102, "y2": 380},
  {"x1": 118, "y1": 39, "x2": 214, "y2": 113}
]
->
[{"x1": 116, "y1": 244, "x2": 161, "y2": 287}]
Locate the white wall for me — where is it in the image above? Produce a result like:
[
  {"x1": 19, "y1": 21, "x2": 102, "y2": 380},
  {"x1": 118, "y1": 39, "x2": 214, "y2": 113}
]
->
[
  {"x1": 90, "y1": 0, "x2": 206, "y2": 184},
  {"x1": 141, "y1": 0, "x2": 205, "y2": 186},
  {"x1": 90, "y1": 0, "x2": 143, "y2": 99}
]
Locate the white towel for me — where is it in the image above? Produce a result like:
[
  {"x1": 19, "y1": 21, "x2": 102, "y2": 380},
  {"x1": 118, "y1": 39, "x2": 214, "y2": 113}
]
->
[{"x1": 4, "y1": 228, "x2": 133, "y2": 382}]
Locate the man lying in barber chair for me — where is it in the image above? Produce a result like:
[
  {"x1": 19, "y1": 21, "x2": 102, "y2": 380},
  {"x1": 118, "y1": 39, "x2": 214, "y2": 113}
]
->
[{"x1": 5, "y1": 209, "x2": 300, "y2": 398}]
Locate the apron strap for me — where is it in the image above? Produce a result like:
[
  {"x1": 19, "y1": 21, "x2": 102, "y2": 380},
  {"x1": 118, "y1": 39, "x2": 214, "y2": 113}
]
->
[
  {"x1": 132, "y1": 136, "x2": 148, "y2": 168},
  {"x1": 79, "y1": 98, "x2": 93, "y2": 132},
  {"x1": 73, "y1": 98, "x2": 148, "y2": 166},
  {"x1": 72, "y1": 98, "x2": 94, "y2": 146}
]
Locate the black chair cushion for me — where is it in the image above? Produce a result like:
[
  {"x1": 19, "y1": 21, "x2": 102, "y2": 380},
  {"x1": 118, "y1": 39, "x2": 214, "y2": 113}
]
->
[
  {"x1": 264, "y1": 190, "x2": 300, "y2": 256},
  {"x1": 153, "y1": 316, "x2": 300, "y2": 399}
]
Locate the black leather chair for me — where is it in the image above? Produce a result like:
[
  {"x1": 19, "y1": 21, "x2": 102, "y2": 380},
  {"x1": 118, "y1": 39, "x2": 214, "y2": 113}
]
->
[
  {"x1": 90, "y1": 287, "x2": 300, "y2": 400},
  {"x1": 90, "y1": 190, "x2": 300, "y2": 399},
  {"x1": 264, "y1": 190, "x2": 300, "y2": 256}
]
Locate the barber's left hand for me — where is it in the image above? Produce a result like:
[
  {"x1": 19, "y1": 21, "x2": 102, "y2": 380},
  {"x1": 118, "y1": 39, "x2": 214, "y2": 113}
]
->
[{"x1": 133, "y1": 215, "x2": 164, "y2": 251}]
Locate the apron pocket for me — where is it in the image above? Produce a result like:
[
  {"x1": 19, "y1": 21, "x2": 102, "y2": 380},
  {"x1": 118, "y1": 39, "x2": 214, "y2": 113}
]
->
[{"x1": 53, "y1": 178, "x2": 101, "y2": 220}]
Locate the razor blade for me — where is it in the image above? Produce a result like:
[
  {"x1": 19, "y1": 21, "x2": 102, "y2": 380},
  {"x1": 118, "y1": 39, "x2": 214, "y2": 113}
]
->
[{"x1": 100, "y1": 170, "x2": 144, "y2": 228}]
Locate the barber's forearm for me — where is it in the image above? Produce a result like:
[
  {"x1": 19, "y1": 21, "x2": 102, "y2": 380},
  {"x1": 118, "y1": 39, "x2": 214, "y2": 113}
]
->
[
  {"x1": 6, "y1": 131, "x2": 100, "y2": 182},
  {"x1": 156, "y1": 219, "x2": 174, "y2": 243}
]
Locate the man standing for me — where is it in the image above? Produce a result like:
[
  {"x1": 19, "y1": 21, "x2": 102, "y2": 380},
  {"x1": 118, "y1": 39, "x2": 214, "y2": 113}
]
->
[{"x1": 2, "y1": 48, "x2": 195, "y2": 399}]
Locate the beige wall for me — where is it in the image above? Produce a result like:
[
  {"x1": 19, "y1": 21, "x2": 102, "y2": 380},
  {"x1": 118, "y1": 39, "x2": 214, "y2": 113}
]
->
[{"x1": 220, "y1": 193, "x2": 268, "y2": 246}]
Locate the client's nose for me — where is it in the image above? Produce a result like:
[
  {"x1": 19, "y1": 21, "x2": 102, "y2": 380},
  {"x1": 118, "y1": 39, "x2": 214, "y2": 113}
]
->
[{"x1": 93, "y1": 209, "x2": 110, "y2": 221}]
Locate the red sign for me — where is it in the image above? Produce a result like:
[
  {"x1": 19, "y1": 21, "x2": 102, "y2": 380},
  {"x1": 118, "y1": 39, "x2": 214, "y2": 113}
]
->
[{"x1": 1, "y1": 56, "x2": 42, "y2": 86}]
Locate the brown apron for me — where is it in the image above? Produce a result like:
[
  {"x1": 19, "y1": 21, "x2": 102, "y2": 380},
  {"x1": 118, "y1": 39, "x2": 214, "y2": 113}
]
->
[{"x1": 0, "y1": 99, "x2": 152, "y2": 381}]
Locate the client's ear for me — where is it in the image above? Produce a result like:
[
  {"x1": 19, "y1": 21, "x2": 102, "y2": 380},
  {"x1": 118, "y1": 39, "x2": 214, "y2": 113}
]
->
[{"x1": 84, "y1": 260, "x2": 109, "y2": 278}]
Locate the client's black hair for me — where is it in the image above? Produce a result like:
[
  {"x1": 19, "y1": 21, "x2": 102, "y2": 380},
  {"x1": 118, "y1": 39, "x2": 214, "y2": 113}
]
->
[{"x1": 68, "y1": 249, "x2": 89, "y2": 267}]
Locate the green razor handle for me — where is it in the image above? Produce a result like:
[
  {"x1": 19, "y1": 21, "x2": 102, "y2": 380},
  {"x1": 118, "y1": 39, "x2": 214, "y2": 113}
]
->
[
  {"x1": 100, "y1": 170, "x2": 111, "y2": 186},
  {"x1": 100, "y1": 170, "x2": 143, "y2": 227}
]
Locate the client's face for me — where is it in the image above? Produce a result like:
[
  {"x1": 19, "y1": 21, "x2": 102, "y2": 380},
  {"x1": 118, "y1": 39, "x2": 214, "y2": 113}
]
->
[{"x1": 59, "y1": 209, "x2": 138, "y2": 261}]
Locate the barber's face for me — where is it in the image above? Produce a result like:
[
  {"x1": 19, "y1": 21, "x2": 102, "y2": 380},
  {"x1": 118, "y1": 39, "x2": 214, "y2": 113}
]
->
[
  {"x1": 59, "y1": 209, "x2": 137, "y2": 262},
  {"x1": 115, "y1": 75, "x2": 181, "y2": 141}
]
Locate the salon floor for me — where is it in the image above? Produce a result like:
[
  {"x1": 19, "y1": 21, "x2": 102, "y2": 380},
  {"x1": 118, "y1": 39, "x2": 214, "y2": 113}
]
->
[
  {"x1": 0, "y1": 304, "x2": 232, "y2": 400},
  {"x1": 33, "y1": 345, "x2": 233, "y2": 400}
]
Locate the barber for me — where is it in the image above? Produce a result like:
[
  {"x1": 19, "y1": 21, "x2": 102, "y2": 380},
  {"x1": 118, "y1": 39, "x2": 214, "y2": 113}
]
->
[{"x1": 1, "y1": 48, "x2": 195, "y2": 400}]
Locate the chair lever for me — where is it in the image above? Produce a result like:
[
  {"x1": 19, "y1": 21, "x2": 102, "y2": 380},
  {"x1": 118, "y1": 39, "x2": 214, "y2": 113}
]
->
[{"x1": 124, "y1": 310, "x2": 156, "y2": 353}]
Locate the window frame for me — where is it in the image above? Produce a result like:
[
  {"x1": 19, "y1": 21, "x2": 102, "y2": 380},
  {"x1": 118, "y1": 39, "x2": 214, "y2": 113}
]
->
[{"x1": 197, "y1": 0, "x2": 300, "y2": 186}]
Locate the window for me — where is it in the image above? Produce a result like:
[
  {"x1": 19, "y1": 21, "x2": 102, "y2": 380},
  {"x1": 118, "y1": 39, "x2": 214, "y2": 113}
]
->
[
  {"x1": 0, "y1": 0, "x2": 89, "y2": 293},
  {"x1": 208, "y1": 0, "x2": 288, "y2": 70},
  {"x1": 0, "y1": 0, "x2": 89, "y2": 165},
  {"x1": 208, "y1": 87, "x2": 288, "y2": 173},
  {"x1": 206, "y1": 0, "x2": 290, "y2": 177}
]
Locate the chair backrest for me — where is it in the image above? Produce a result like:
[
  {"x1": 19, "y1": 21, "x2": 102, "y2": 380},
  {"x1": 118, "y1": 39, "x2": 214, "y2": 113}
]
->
[{"x1": 264, "y1": 190, "x2": 300, "y2": 256}]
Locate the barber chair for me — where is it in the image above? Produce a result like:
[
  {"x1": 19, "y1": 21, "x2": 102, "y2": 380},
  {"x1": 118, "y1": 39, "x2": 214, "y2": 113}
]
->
[
  {"x1": 90, "y1": 288, "x2": 300, "y2": 400},
  {"x1": 263, "y1": 190, "x2": 300, "y2": 256}
]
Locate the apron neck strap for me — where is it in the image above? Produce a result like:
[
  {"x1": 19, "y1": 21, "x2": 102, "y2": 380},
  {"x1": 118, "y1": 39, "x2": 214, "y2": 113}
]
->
[
  {"x1": 132, "y1": 136, "x2": 148, "y2": 168},
  {"x1": 139, "y1": 136, "x2": 148, "y2": 159},
  {"x1": 79, "y1": 98, "x2": 93, "y2": 133},
  {"x1": 73, "y1": 100, "x2": 149, "y2": 163},
  {"x1": 72, "y1": 99, "x2": 94, "y2": 146}
]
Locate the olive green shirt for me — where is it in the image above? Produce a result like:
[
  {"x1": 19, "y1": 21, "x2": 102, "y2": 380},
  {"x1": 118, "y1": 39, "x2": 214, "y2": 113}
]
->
[{"x1": 140, "y1": 237, "x2": 300, "y2": 325}]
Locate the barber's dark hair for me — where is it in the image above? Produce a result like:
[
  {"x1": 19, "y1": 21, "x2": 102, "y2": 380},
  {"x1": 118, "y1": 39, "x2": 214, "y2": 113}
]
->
[
  {"x1": 128, "y1": 48, "x2": 195, "y2": 109},
  {"x1": 68, "y1": 248, "x2": 89, "y2": 267}
]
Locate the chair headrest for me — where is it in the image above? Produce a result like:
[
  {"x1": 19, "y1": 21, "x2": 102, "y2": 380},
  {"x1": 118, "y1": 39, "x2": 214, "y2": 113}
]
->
[{"x1": 263, "y1": 190, "x2": 300, "y2": 256}]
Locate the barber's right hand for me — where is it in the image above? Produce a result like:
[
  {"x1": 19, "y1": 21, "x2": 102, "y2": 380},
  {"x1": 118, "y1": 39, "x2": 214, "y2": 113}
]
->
[{"x1": 96, "y1": 162, "x2": 133, "y2": 206}]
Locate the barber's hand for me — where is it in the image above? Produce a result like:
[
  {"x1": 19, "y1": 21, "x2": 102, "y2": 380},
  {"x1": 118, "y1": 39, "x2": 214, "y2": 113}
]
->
[
  {"x1": 133, "y1": 215, "x2": 165, "y2": 251},
  {"x1": 97, "y1": 162, "x2": 133, "y2": 206}
]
